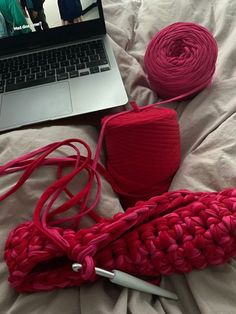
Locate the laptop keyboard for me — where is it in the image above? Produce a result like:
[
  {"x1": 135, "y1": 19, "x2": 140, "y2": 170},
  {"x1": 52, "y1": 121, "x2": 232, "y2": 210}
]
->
[{"x1": 0, "y1": 39, "x2": 110, "y2": 93}]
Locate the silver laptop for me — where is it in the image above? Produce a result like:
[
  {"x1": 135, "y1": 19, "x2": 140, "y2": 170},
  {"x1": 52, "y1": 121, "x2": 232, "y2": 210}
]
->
[{"x1": 0, "y1": 0, "x2": 128, "y2": 132}]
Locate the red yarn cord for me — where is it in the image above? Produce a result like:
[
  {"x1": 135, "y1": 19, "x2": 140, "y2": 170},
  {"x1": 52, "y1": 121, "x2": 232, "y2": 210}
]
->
[
  {"x1": 34, "y1": 109, "x2": 134, "y2": 249},
  {"x1": 0, "y1": 138, "x2": 99, "y2": 249},
  {"x1": 0, "y1": 99, "x2": 178, "y2": 250}
]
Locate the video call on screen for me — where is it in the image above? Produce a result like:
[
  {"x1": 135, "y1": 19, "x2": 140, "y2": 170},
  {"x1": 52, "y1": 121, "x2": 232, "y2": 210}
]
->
[{"x1": 0, "y1": 0, "x2": 99, "y2": 39}]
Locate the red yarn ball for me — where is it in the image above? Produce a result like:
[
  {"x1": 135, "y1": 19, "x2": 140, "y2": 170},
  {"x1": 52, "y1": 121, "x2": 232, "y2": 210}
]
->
[{"x1": 144, "y1": 22, "x2": 218, "y2": 100}]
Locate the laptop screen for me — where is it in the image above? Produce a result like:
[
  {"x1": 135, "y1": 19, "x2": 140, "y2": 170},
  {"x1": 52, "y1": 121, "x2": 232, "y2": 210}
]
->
[
  {"x1": 0, "y1": 0, "x2": 106, "y2": 56},
  {"x1": 0, "y1": 0, "x2": 100, "y2": 38}
]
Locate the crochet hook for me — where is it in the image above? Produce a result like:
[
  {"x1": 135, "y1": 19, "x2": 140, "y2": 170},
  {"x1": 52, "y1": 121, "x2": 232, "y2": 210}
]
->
[{"x1": 72, "y1": 263, "x2": 178, "y2": 300}]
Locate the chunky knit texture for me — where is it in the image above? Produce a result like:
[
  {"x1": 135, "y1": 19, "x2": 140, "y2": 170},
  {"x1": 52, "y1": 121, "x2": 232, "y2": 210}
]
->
[{"x1": 4, "y1": 188, "x2": 236, "y2": 292}]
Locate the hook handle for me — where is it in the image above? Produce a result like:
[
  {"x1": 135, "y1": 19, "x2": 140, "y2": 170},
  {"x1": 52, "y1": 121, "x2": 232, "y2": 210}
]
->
[{"x1": 110, "y1": 270, "x2": 178, "y2": 300}]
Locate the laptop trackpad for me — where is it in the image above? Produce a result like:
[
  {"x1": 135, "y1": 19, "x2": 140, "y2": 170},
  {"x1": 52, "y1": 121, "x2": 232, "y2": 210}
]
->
[{"x1": 0, "y1": 82, "x2": 72, "y2": 129}]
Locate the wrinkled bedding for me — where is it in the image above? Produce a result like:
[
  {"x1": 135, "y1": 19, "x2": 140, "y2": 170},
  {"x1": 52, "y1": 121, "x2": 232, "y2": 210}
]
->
[{"x1": 1, "y1": 0, "x2": 236, "y2": 313}]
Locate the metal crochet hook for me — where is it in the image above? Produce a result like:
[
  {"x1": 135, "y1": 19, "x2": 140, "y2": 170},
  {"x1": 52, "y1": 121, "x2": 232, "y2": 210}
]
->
[{"x1": 72, "y1": 263, "x2": 178, "y2": 300}]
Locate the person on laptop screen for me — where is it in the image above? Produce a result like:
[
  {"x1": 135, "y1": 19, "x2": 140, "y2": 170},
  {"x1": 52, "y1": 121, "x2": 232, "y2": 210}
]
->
[
  {"x1": 20, "y1": 0, "x2": 49, "y2": 31},
  {"x1": 0, "y1": 0, "x2": 31, "y2": 36},
  {"x1": 58, "y1": 0, "x2": 83, "y2": 25},
  {"x1": 0, "y1": 10, "x2": 8, "y2": 38}
]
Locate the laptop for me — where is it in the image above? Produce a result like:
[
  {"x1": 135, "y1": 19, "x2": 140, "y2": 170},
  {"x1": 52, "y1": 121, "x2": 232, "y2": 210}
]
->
[{"x1": 0, "y1": 0, "x2": 128, "y2": 132}]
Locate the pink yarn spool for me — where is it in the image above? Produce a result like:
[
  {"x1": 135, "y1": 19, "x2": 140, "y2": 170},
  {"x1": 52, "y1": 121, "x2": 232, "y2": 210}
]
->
[
  {"x1": 144, "y1": 22, "x2": 218, "y2": 100},
  {"x1": 103, "y1": 105, "x2": 181, "y2": 209}
]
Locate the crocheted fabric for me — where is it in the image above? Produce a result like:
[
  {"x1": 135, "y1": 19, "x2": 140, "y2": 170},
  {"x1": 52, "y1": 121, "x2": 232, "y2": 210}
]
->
[{"x1": 4, "y1": 188, "x2": 236, "y2": 292}]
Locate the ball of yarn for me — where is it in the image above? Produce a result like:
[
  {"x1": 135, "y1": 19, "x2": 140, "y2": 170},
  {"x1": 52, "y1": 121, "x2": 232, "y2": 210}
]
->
[
  {"x1": 144, "y1": 22, "x2": 218, "y2": 100},
  {"x1": 103, "y1": 106, "x2": 180, "y2": 208}
]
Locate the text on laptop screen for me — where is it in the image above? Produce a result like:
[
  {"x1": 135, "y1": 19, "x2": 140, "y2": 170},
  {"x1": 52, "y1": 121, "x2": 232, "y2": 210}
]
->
[{"x1": 0, "y1": 0, "x2": 99, "y2": 39}]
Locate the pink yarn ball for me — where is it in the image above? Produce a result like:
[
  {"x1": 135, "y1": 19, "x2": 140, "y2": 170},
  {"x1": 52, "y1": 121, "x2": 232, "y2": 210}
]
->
[{"x1": 144, "y1": 22, "x2": 218, "y2": 100}]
